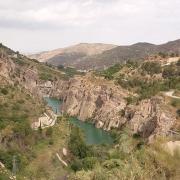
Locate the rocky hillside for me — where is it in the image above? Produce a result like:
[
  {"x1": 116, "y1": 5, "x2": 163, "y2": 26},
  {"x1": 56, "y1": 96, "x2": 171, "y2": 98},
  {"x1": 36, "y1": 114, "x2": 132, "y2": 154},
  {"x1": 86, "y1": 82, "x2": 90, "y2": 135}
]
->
[
  {"x1": 0, "y1": 43, "x2": 180, "y2": 179},
  {"x1": 29, "y1": 43, "x2": 116, "y2": 65},
  {"x1": 1, "y1": 43, "x2": 179, "y2": 141},
  {"x1": 73, "y1": 39, "x2": 180, "y2": 70},
  {"x1": 30, "y1": 39, "x2": 180, "y2": 70}
]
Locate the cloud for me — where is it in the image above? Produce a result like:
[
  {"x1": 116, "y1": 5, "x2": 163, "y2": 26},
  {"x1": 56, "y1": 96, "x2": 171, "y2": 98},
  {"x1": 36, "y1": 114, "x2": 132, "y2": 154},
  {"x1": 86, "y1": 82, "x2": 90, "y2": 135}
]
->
[
  {"x1": 1, "y1": 0, "x2": 180, "y2": 29},
  {"x1": 0, "y1": 0, "x2": 180, "y2": 52}
]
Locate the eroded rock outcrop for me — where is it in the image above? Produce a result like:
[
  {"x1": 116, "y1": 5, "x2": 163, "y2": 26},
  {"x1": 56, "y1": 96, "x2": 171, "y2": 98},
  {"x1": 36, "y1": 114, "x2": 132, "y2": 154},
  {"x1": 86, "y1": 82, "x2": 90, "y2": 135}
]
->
[
  {"x1": 60, "y1": 75, "x2": 128, "y2": 130},
  {"x1": 124, "y1": 97, "x2": 176, "y2": 140}
]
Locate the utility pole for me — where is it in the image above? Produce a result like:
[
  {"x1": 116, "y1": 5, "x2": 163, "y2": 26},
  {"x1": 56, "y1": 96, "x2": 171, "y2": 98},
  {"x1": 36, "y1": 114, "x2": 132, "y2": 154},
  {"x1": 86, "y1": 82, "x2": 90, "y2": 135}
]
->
[{"x1": 12, "y1": 155, "x2": 17, "y2": 177}]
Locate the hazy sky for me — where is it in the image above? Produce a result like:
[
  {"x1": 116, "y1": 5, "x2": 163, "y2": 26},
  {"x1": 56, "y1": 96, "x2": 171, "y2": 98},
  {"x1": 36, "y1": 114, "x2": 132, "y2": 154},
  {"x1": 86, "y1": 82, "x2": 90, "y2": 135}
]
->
[{"x1": 0, "y1": 0, "x2": 180, "y2": 53}]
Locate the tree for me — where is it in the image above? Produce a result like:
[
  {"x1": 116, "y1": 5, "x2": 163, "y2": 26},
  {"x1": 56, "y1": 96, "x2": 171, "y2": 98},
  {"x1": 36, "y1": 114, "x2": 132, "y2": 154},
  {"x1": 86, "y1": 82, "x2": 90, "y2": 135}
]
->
[
  {"x1": 158, "y1": 52, "x2": 167, "y2": 58},
  {"x1": 68, "y1": 127, "x2": 92, "y2": 159}
]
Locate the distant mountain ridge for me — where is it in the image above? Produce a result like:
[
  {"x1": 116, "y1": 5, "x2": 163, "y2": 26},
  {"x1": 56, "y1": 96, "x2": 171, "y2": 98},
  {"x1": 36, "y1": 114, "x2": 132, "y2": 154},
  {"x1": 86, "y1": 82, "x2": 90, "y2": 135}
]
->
[
  {"x1": 74, "y1": 39, "x2": 180, "y2": 70},
  {"x1": 29, "y1": 39, "x2": 180, "y2": 70},
  {"x1": 29, "y1": 43, "x2": 117, "y2": 63}
]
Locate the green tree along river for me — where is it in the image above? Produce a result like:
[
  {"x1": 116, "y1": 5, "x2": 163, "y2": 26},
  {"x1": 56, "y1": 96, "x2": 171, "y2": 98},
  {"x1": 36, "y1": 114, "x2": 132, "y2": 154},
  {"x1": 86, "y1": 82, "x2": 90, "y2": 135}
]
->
[{"x1": 44, "y1": 97, "x2": 113, "y2": 145}]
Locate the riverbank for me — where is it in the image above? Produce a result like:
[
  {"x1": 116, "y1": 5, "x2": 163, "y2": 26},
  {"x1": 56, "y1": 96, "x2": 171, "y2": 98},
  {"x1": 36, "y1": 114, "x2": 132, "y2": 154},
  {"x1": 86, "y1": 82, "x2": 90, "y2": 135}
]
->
[{"x1": 38, "y1": 97, "x2": 114, "y2": 145}]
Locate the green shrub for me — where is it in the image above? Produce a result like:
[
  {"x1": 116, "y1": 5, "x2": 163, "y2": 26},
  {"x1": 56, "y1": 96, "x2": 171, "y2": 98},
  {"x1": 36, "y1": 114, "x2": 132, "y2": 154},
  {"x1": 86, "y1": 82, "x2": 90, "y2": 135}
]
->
[
  {"x1": 99, "y1": 64, "x2": 122, "y2": 80},
  {"x1": 0, "y1": 150, "x2": 27, "y2": 172},
  {"x1": 82, "y1": 157, "x2": 98, "y2": 170},
  {"x1": 141, "y1": 61, "x2": 161, "y2": 75},
  {"x1": 102, "y1": 159, "x2": 122, "y2": 169},
  {"x1": 125, "y1": 96, "x2": 138, "y2": 105},
  {"x1": 17, "y1": 99, "x2": 25, "y2": 104},
  {"x1": 158, "y1": 52, "x2": 168, "y2": 58},
  {"x1": 0, "y1": 151, "x2": 12, "y2": 169},
  {"x1": 162, "y1": 66, "x2": 177, "y2": 78},
  {"x1": 46, "y1": 127, "x2": 53, "y2": 137},
  {"x1": 48, "y1": 139, "x2": 54, "y2": 145},
  {"x1": 176, "y1": 109, "x2": 180, "y2": 117},
  {"x1": 1, "y1": 88, "x2": 8, "y2": 95},
  {"x1": 119, "y1": 109, "x2": 125, "y2": 117},
  {"x1": 171, "y1": 99, "x2": 180, "y2": 108},
  {"x1": 39, "y1": 72, "x2": 53, "y2": 81},
  {"x1": 0, "y1": 174, "x2": 9, "y2": 180},
  {"x1": 71, "y1": 159, "x2": 83, "y2": 172},
  {"x1": 177, "y1": 59, "x2": 180, "y2": 66}
]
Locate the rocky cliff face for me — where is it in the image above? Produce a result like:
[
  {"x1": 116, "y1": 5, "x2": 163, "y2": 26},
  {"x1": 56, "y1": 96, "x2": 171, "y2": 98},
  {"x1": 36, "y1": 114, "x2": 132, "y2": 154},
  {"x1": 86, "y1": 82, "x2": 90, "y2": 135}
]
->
[
  {"x1": 123, "y1": 97, "x2": 175, "y2": 140},
  {"x1": 50, "y1": 75, "x2": 176, "y2": 140},
  {"x1": 59, "y1": 75, "x2": 128, "y2": 130}
]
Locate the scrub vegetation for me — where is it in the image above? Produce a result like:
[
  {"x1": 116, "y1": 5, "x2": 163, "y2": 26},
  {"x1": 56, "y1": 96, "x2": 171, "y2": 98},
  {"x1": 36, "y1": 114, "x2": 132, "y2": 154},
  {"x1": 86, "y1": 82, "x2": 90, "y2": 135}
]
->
[
  {"x1": 0, "y1": 44, "x2": 180, "y2": 179},
  {"x1": 69, "y1": 128, "x2": 180, "y2": 180},
  {"x1": 96, "y1": 60, "x2": 180, "y2": 101},
  {"x1": 0, "y1": 82, "x2": 44, "y2": 175}
]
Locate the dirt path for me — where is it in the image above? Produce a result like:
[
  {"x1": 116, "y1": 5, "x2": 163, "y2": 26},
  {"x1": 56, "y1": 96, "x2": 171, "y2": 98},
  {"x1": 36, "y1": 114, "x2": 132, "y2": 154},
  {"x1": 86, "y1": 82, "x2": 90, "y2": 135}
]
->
[{"x1": 164, "y1": 90, "x2": 180, "y2": 99}]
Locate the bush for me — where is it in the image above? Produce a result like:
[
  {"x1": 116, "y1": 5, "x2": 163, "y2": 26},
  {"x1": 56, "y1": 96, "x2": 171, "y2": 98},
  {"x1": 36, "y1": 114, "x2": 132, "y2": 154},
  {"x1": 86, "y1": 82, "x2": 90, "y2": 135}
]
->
[
  {"x1": 48, "y1": 139, "x2": 54, "y2": 145},
  {"x1": 102, "y1": 159, "x2": 122, "y2": 169},
  {"x1": 45, "y1": 127, "x2": 53, "y2": 137},
  {"x1": 1, "y1": 88, "x2": 8, "y2": 95},
  {"x1": 71, "y1": 157, "x2": 97, "y2": 172},
  {"x1": 158, "y1": 52, "x2": 168, "y2": 58},
  {"x1": 141, "y1": 61, "x2": 161, "y2": 75},
  {"x1": 71, "y1": 159, "x2": 83, "y2": 172},
  {"x1": 170, "y1": 52, "x2": 175, "y2": 57},
  {"x1": 0, "y1": 174, "x2": 9, "y2": 180},
  {"x1": 171, "y1": 99, "x2": 180, "y2": 108},
  {"x1": 82, "y1": 157, "x2": 97, "y2": 170},
  {"x1": 99, "y1": 64, "x2": 122, "y2": 80},
  {"x1": 125, "y1": 96, "x2": 138, "y2": 105},
  {"x1": 13, "y1": 121, "x2": 32, "y2": 137},
  {"x1": 177, "y1": 59, "x2": 180, "y2": 66},
  {"x1": 57, "y1": 65, "x2": 64, "y2": 70},
  {"x1": 0, "y1": 150, "x2": 12, "y2": 169},
  {"x1": 0, "y1": 150, "x2": 26, "y2": 172},
  {"x1": 162, "y1": 66, "x2": 177, "y2": 78},
  {"x1": 176, "y1": 109, "x2": 180, "y2": 117},
  {"x1": 39, "y1": 72, "x2": 53, "y2": 81}
]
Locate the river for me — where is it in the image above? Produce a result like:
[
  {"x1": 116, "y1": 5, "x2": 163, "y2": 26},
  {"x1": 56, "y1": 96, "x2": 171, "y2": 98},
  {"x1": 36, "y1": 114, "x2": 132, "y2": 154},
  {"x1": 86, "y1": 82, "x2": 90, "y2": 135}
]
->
[{"x1": 44, "y1": 97, "x2": 113, "y2": 145}]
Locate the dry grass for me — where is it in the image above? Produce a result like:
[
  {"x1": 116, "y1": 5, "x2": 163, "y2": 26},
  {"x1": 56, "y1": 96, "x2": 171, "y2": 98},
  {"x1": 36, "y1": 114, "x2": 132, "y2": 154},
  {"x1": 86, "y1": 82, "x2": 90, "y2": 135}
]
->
[{"x1": 20, "y1": 117, "x2": 71, "y2": 179}]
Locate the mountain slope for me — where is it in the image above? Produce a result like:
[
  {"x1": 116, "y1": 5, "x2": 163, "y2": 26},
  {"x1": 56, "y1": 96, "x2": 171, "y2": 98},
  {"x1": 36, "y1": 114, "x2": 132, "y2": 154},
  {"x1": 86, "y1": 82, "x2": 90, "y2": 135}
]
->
[
  {"x1": 30, "y1": 39, "x2": 180, "y2": 70},
  {"x1": 73, "y1": 39, "x2": 180, "y2": 70},
  {"x1": 1, "y1": 43, "x2": 180, "y2": 179},
  {"x1": 29, "y1": 43, "x2": 117, "y2": 63}
]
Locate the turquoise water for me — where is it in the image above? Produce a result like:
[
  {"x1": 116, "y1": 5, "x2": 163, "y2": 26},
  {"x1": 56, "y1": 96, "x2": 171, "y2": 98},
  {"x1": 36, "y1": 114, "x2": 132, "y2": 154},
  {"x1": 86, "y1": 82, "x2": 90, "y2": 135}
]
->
[
  {"x1": 69, "y1": 117, "x2": 113, "y2": 145},
  {"x1": 44, "y1": 97, "x2": 62, "y2": 115},
  {"x1": 44, "y1": 97, "x2": 113, "y2": 145}
]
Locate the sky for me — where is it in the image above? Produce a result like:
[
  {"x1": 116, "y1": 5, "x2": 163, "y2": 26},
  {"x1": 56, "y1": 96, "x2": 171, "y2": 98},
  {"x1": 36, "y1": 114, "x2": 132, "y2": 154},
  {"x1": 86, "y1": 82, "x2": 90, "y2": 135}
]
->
[{"x1": 0, "y1": 0, "x2": 180, "y2": 53}]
